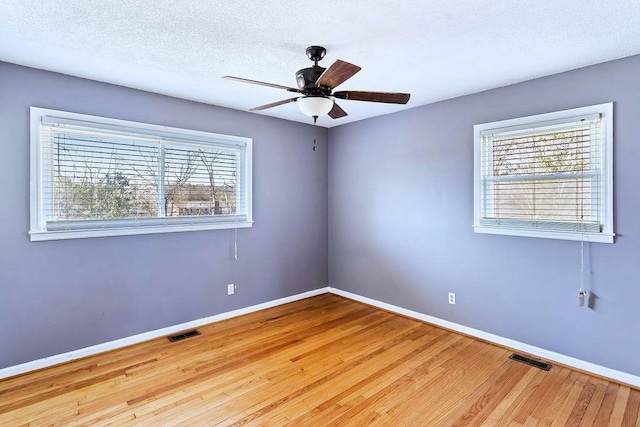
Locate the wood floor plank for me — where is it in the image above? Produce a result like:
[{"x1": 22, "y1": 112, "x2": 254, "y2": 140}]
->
[
  {"x1": 485, "y1": 364, "x2": 550, "y2": 425},
  {"x1": 376, "y1": 341, "x2": 505, "y2": 425},
  {"x1": 610, "y1": 386, "x2": 632, "y2": 426},
  {"x1": 550, "y1": 376, "x2": 585, "y2": 427},
  {"x1": 449, "y1": 360, "x2": 529, "y2": 426},
  {"x1": 623, "y1": 388, "x2": 640, "y2": 426},
  {"x1": 524, "y1": 416, "x2": 541, "y2": 426},
  {"x1": 594, "y1": 382, "x2": 621, "y2": 425},
  {"x1": 222, "y1": 316, "x2": 426, "y2": 426},
  {"x1": 481, "y1": 365, "x2": 540, "y2": 425},
  {"x1": 317, "y1": 330, "x2": 459, "y2": 411},
  {"x1": 410, "y1": 345, "x2": 512, "y2": 425},
  {"x1": 578, "y1": 380, "x2": 608, "y2": 426},
  {"x1": 565, "y1": 378, "x2": 596, "y2": 426},
  {"x1": 260, "y1": 327, "x2": 452, "y2": 426},
  {"x1": 517, "y1": 366, "x2": 568, "y2": 422},
  {"x1": 0, "y1": 294, "x2": 638, "y2": 426}
]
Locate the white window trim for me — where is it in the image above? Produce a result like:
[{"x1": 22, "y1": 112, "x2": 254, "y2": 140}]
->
[
  {"x1": 473, "y1": 103, "x2": 614, "y2": 243},
  {"x1": 30, "y1": 107, "x2": 253, "y2": 241}
]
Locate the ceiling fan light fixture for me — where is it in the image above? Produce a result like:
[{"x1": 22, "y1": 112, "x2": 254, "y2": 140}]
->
[{"x1": 297, "y1": 96, "x2": 334, "y2": 117}]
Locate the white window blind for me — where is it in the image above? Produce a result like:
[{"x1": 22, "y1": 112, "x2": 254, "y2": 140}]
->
[
  {"x1": 473, "y1": 103, "x2": 613, "y2": 243},
  {"x1": 30, "y1": 108, "x2": 252, "y2": 241}
]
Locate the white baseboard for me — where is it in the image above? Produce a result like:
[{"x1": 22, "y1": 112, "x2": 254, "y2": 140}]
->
[
  {"x1": 0, "y1": 287, "x2": 329, "y2": 380},
  {"x1": 4, "y1": 285, "x2": 638, "y2": 389},
  {"x1": 329, "y1": 287, "x2": 640, "y2": 389}
]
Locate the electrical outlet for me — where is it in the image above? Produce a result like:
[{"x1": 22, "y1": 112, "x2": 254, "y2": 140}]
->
[
  {"x1": 227, "y1": 284, "x2": 235, "y2": 295},
  {"x1": 448, "y1": 292, "x2": 456, "y2": 305}
]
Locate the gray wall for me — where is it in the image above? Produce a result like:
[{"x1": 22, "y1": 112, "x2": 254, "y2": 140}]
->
[
  {"x1": 3, "y1": 54, "x2": 640, "y2": 377},
  {"x1": 0, "y1": 62, "x2": 328, "y2": 369},
  {"x1": 328, "y1": 55, "x2": 640, "y2": 376}
]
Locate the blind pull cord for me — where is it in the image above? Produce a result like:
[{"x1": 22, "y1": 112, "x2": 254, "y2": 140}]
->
[
  {"x1": 579, "y1": 239, "x2": 587, "y2": 307},
  {"x1": 234, "y1": 227, "x2": 238, "y2": 261},
  {"x1": 578, "y1": 123, "x2": 587, "y2": 307},
  {"x1": 232, "y1": 227, "x2": 238, "y2": 295}
]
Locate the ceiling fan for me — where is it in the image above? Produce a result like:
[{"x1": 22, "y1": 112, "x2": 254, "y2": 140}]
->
[{"x1": 223, "y1": 46, "x2": 411, "y2": 122}]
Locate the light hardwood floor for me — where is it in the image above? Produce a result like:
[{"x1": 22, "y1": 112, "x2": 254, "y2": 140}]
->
[{"x1": 1, "y1": 293, "x2": 638, "y2": 426}]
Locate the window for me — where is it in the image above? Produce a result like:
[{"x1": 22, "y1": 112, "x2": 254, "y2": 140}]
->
[
  {"x1": 473, "y1": 103, "x2": 613, "y2": 243},
  {"x1": 30, "y1": 108, "x2": 252, "y2": 241}
]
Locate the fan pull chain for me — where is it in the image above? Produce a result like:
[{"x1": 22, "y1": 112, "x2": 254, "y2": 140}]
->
[{"x1": 313, "y1": 116, "x2": 318, "y2": 151}]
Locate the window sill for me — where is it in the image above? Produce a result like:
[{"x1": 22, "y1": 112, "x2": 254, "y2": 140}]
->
[
  {"x1": 29, "y1": 221, "x2": 253, "y2": 242},
  {"x1": 472, "y1": 225, "x2": 614, "y2": 244}
]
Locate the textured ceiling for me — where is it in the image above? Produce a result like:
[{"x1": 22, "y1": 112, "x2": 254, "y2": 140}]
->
[{"x1": 1, "y1": 0, "x2": 640, "y2": 128}]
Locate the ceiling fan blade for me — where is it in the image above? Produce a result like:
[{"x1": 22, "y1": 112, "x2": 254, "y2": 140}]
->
[
  {"x1": 316, "y1": 60, "x2": 362, "y2": 89},
  {"x1": 250, "y1": 97, "x2": 299, "y2": 111},
  {"x1": 328, "y1": 102, "x2": 348, "y2": 119},
  {"x1": 223, "y1": 76, "x2": 301, "y2": 93},
  {"x1": 333, "y1": 91, "x2": 410, "y2": 104}
]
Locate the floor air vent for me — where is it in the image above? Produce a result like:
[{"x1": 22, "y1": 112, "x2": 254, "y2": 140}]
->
[
  {"x1": 509, "y1": 353, "x2": 552, "y2": 371},
  {"x1": 168, "y1": 329, "x2": 201, "y2": 342}
]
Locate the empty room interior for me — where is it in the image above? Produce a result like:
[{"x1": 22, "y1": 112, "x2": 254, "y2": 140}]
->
[{"x1": 1, "y1": 1, "x2": 640, "y2": 425}]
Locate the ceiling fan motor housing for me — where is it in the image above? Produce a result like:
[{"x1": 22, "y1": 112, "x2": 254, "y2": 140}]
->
[{"x1": 295, "y1": 66, "x2": 327, "y2": 92}]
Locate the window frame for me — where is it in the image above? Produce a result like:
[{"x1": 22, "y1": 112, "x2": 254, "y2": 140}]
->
[
  {"x1": 30, "y1": 107, "x2": 253, "y2": 241},
  {"x1": 473, "y1": 103, "x2": 614, "y2": 243}
]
